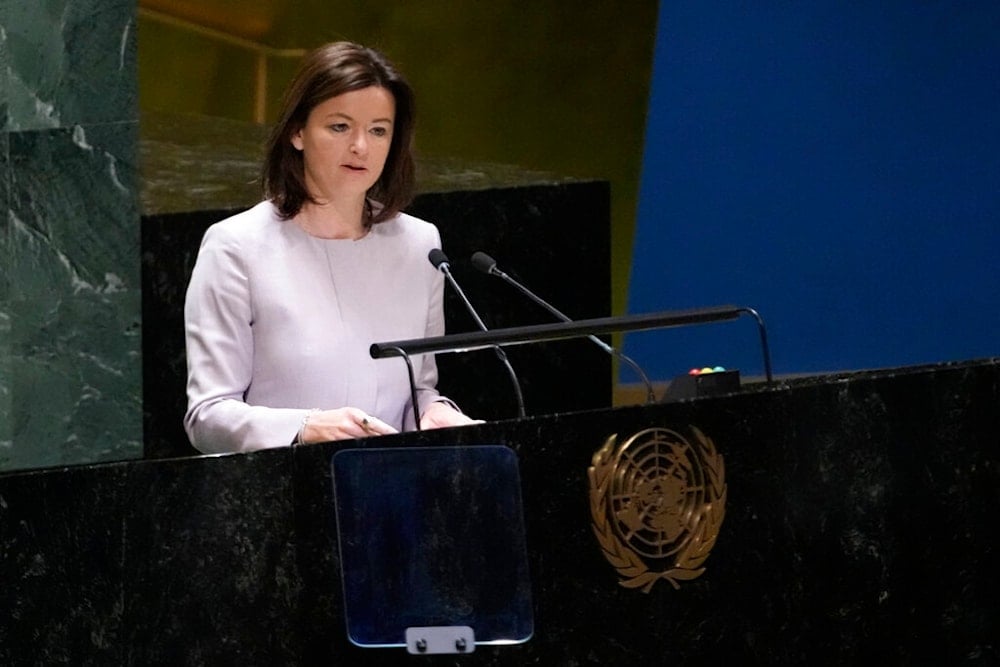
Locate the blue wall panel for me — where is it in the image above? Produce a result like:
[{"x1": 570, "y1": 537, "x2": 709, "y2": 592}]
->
[{"x1": 626, "y1": 2, "x2": 1000, "y2": 380}]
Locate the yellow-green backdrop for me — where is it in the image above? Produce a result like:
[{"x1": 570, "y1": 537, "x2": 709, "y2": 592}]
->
[{"x1": 137, "y1": 0, "x2": 659, "y2": 316}]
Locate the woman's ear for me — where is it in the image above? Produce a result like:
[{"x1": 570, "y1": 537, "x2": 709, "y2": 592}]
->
[{"x1": 290, "y1": 128, "x2": 304, "y2": 151}]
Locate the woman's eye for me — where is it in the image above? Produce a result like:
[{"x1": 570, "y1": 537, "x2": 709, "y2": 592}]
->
[
  {"x1": 329, "y1": 123, "x2": 349, "y2": 133},
  {"x1": 370, "y1": 126, "x2": 388, "y2": 137}
]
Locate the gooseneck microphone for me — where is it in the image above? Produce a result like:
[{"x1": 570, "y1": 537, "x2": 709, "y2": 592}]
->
[
  {"x1": 471, "y1": 251, "x2": 657, "y2": 405},
  {"x1": 428, "y1": 248, "x2": 526, "y2": 418}
]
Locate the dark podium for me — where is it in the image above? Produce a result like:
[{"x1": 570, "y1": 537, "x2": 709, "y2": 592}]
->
[{"x1": 2, "y1": 357, "x2": 999, "y2": 664}]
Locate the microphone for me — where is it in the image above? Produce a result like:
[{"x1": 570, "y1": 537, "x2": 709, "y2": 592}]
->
[
  {"x1": 471, "y1": 251, "x2": 657, "y2": 405},
  {"x1": 428, "y1": 248, "x2": 526, "y2": 419}
]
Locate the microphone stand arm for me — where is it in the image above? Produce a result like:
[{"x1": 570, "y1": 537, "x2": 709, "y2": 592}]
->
[
  {"x1": 441, "y1": 266, "x2": 527, "y2": 419},
  {"x1": 494, "y1": 269, "x2": 657, "y2": 404}
]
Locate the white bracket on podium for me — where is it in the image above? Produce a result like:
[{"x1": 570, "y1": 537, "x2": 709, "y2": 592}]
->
[{"x1": 405, "y1": 626, "x2": 475, "y2": 655}]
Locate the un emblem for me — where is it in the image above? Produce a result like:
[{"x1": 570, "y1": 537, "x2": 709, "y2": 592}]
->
[{"x1": 588, "y1": 426, "x2": 727, "y2": 592}]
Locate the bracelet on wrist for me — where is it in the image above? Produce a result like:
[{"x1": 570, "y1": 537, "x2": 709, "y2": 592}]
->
[{"x1": 296, "y1": 408, "x2": 320, "y2": 446}]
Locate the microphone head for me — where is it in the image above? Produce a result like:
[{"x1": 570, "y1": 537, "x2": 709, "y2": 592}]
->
[
  {"x1": 470, "y1": 251, "x2": 498, "y2": 275},
  {"x1": 428, "y1": 248, "x2": 450, "y2": 270}
]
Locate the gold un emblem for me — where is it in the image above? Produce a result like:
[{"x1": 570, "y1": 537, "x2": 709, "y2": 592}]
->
[{"x1": 588, "y1": 426, "x2": 727, "y2": 592}]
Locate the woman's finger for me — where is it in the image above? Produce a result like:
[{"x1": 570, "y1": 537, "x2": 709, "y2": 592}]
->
[{"x1": 357, "y1": 413, "x2": 398, "y2": 436}]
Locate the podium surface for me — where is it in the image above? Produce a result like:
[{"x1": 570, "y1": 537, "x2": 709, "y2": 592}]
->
[{"x1": 1, "y1": 358, "x2": 998, "y2": 664}]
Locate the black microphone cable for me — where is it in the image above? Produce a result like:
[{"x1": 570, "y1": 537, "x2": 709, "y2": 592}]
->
[
  {"x1": 471, "y1": 251, "x2": 657, "y2": 405},
  {"x1": 429, "y1": 248, "x2": 527, "y2": 419}
]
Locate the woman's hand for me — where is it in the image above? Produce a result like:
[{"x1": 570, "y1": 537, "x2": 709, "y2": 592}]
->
[
  {"x1": 299, "y1": 407, "x2": 398, "y2": 444},
  {"x1": 419, "y1": 401, "x2": 484, "y2": 431}
]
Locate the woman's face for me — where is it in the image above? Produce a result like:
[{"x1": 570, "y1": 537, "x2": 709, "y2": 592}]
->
[{"x1": 291, "y1": 85, "x2": 395, "y2": 202}]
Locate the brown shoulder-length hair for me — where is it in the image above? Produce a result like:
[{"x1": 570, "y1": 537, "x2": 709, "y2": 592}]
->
[{"x1": 262, "y1": 41, "x2": 416, "y2": 224}]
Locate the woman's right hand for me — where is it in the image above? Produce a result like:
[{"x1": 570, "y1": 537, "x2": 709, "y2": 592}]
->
[{"x1": 299, "y1": 407, "x2": 398, "y2": 444}]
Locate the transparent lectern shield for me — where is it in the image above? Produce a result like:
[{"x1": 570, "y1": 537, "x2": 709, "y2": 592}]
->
[{"x1": 331, "y1": 445, "x2": 534, "y2": 648}]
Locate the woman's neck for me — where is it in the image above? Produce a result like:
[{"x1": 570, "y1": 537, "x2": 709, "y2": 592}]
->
[{"x1": 295, "y1": 198, "x2": 369, "y2": 240}]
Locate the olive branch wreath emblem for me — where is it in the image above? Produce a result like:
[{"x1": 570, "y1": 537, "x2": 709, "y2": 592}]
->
[{"x1": 588, "y1": 426, "x2": 727, "y2": 592}]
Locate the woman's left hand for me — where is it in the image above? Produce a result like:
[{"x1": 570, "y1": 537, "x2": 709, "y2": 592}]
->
[{"x1": 419, "y1": 402, "x2": 484, "y2": 430}]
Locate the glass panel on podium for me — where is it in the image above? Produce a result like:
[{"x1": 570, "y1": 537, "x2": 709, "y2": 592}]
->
[{"x1": 331, "y1": 445, "x2": 534, "y2": 651}]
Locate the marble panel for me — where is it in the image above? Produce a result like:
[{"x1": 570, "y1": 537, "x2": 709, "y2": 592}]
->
[
  {"x1": 4, "y1": 123, "x2": 140, "y2": 471},
  {"x1": 1, "y1": 131, "x2": 9, "y2": 465},
  {"x1": 1, "y1": 0, "x2": 136, "y2": 131},
  {"x1": 1, "y1": 2, "x2": 8, "y2": 128},
  {"x1": 777, "y1": 363, "x2": 1000, "y2": 661},
  {"x1": 120, "y1": 450, "x2": 302, "y2": 664},
  {"x1": 0, "y1": 360, "x2": 998, "y2": 663},
  {"x1": 0, "y1": 464, "x2": 127, "y2": 665},
  {"x1": 138, "y1": 111, "x2": 579, "y2": 218}
]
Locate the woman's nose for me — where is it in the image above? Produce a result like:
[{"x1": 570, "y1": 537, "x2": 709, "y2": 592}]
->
[{"x1": 350, "y1": 130, "x2": 366, "y2": 154}]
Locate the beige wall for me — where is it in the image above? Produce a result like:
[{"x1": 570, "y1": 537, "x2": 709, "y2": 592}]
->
[{"x1": 137, "y1": 0, "x2": 659, "y2": 314}]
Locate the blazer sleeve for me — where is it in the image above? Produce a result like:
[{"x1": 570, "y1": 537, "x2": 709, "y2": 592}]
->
[{"x1": 183, "y1": 224, "x2": 307, "y2": 453}]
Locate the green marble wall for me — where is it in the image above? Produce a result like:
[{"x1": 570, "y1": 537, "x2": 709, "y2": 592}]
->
[{"x1": 0, "y1": 1, "x2": 140, "y2": 472}]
